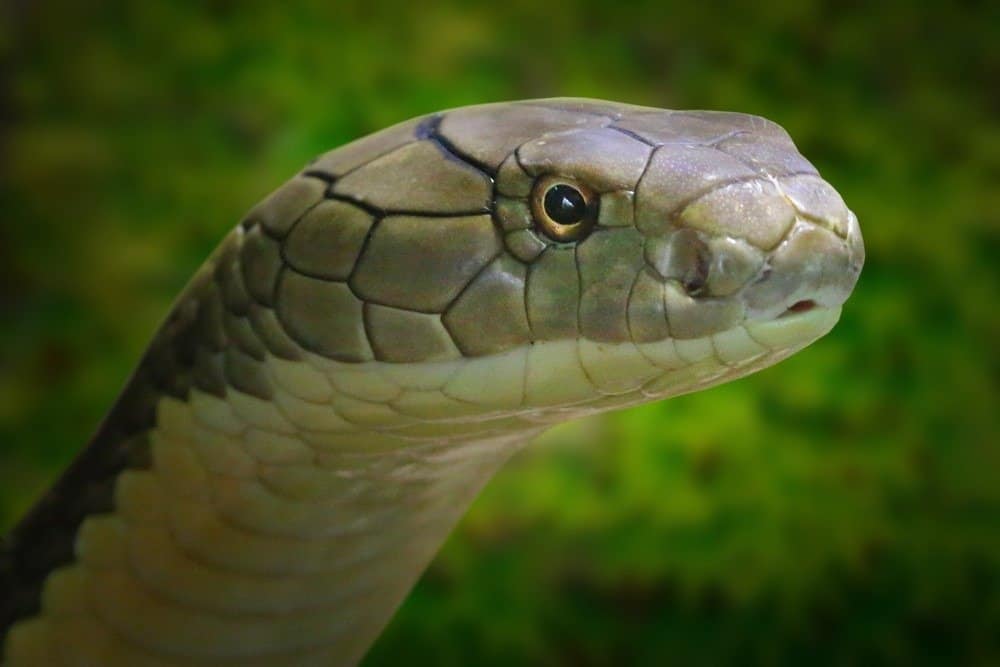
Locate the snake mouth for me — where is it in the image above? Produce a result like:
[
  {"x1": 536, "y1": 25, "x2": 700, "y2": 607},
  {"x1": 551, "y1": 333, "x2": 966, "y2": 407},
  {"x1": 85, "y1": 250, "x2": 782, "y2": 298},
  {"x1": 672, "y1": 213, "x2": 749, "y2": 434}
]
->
[
  {"x1": 779, "y1": 299, "x2": 817, "y2": 318},
  {"x1": 743, "y1": 303, "x2": 841, "y2": 353}
]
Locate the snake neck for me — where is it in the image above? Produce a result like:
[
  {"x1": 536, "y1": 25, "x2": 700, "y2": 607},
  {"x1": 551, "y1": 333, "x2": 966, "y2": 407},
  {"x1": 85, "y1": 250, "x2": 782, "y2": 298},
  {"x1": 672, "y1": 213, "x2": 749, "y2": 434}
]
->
[
  {"x1": 2, "y1": 229, "x2": 544, "y2": 665},
  {"x1": 6, "y1": 395, "x2": 531, "y2": 666}
]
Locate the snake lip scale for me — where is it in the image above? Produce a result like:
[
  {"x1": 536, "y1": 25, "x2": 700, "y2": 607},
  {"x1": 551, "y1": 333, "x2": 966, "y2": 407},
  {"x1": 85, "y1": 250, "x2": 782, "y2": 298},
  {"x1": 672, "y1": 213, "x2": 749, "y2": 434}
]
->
[{"x1": 1, "y1": 98, "x2": 863, "y2": 666}]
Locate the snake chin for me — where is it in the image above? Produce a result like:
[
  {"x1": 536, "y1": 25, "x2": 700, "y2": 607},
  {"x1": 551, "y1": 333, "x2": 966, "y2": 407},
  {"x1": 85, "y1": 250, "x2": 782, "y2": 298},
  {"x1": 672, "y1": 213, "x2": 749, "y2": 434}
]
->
[{"x1": 744, "y1": 304, "x2": 841, "y2": 349}]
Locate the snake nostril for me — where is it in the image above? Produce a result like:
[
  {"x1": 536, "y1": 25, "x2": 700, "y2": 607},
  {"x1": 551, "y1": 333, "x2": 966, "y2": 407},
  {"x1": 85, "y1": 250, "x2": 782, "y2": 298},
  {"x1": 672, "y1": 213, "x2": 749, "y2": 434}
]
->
[
  {"x1": 682, "y1": 240, "x2": 710, "y2": 296},
  {"x1": 645, "y1": 229, "x2": 711, "y2": 296},
  {"x1": 681, "y1": 270, "x2": 707, "y2": 296}
]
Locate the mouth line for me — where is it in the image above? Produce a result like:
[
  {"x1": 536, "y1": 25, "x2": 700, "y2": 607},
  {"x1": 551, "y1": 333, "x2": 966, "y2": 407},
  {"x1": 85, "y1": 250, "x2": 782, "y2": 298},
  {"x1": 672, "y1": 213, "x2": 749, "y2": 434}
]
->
[
  {"x1": 742, "y1": 303, "x2": 842, "y2": 353},
  {"x1": 779, "y1": 299, "x2": 818, "y2": 318}
]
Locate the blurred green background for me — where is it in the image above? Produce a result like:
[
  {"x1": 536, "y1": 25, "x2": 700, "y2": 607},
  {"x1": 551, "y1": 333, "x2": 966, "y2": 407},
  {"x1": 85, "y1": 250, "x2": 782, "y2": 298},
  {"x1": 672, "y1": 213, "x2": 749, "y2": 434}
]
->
[{"x1": 1, "y1": 1, "x2": 997, "y2": 664}]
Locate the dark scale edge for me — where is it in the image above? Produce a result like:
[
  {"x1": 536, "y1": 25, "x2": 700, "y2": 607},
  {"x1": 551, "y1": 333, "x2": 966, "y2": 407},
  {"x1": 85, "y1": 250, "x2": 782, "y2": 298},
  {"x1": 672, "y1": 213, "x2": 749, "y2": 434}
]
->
[
  {"x1": 414, "y1": 113, "x2": 440, "y2": 140},
  {"x1": 1, "y1": 365, "x2": 164, "y2": 640},
  {"x1": 607, "y1": 124, "x2": 660, "y2": 148},
  {"x1": 345, "y1": 214, "x2": 386, "y2": 309},
  {"x1": 0, "y1": 265, "x2": 232, "y2": 642},
  {"x1": 300, "y1": 169, "x2": 337, "y2": 185},
  {"x1": 420, "y1": 113, "x2": 498, "y2": 179},
  {"x1": 323, "y1": 189, "x2": 491, "y2": 220}
]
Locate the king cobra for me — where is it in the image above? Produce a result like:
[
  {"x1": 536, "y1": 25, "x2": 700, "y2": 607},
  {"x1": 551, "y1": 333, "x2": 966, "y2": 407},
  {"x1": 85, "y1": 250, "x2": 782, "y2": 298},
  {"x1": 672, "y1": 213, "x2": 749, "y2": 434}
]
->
[{"x1": 1, "y1": 98, "x2": 864, "y2": 665}]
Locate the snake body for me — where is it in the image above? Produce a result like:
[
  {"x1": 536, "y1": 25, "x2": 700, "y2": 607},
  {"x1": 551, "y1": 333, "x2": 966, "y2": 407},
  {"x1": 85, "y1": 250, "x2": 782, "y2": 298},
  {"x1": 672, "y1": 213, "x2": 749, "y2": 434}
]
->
[{"x1": 0, "y1": 98, "x2": 863, "y2": 665}]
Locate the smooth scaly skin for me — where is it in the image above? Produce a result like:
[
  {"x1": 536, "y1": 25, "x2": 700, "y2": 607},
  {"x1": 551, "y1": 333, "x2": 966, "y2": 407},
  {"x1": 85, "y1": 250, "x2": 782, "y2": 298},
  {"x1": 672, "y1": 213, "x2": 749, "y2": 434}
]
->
[{"x1": 1, "y1": 98, "x2": 863, "y2": 665}]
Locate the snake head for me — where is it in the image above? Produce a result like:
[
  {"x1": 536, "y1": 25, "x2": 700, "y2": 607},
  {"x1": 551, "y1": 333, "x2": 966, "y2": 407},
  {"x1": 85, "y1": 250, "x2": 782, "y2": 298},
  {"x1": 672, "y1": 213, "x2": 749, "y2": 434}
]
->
[
  {"x1": 0, "y1": 99, "x2": 866, "y2": 663},
  {"x1": 234, "y1": 98, "x2": 863, "y2": 425}
]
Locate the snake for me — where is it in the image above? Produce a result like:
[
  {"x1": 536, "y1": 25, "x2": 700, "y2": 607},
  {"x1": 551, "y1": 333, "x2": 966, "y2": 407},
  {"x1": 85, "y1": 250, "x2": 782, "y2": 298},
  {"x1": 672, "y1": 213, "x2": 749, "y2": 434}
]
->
[{"x1": 0, "y1": 98, "x2": 863, "y2": 666}]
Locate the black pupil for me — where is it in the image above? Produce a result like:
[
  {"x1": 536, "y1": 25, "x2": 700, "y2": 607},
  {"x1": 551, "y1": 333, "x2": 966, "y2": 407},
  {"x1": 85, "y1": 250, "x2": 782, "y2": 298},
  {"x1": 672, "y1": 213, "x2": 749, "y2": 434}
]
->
[{"x1": 543, "y1": 184, "x2": 587, "y2": 225}]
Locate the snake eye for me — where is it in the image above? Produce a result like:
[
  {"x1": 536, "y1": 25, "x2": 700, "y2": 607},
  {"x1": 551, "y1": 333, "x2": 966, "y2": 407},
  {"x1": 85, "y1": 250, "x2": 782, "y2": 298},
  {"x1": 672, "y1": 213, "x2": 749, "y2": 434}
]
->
[{"x1": 531, "y1": 176, "x2": 597, "y2": 243}]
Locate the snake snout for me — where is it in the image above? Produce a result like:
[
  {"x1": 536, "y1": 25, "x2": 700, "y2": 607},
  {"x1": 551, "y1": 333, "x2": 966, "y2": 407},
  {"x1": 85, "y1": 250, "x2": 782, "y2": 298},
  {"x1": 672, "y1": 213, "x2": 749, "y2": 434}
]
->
[
  {"x1": 743, "y1": 203, "x2": 864, "y2": 321},
  {"x1": 641, "y1": 173, "x2": 864, "y2": 328}
]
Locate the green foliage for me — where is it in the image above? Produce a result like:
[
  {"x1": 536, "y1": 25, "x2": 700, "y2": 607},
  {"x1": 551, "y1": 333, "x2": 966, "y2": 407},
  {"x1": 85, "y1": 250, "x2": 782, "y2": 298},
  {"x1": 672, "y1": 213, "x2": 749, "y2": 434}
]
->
[{"x1": 1, "y1": 1, "x2": 997, "y2": 664}]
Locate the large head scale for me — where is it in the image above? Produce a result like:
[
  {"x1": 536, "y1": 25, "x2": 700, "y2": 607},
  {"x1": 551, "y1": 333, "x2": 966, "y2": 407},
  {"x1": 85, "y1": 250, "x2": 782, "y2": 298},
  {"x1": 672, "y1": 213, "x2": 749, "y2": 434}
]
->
[{"x1": 237, "y1": 98, "x2": 864, "y2": 430}]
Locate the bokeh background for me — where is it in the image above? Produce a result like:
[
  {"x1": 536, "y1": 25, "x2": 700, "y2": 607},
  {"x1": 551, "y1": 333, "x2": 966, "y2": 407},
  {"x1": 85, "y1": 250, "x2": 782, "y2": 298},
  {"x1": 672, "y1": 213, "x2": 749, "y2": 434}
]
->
[{"x1": 1, "y1": 1, "x2": 997, "y2": 664}]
